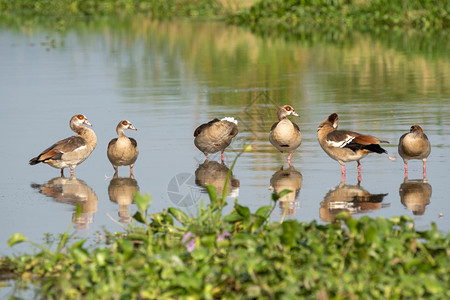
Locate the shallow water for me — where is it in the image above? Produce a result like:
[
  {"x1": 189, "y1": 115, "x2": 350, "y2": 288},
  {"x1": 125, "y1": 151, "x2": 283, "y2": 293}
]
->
[{"x1": 0, "y1": 18, "x2": 449, "y2": 262}]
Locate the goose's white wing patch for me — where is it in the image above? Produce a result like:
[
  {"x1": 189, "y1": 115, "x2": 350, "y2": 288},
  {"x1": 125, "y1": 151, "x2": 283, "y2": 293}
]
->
[
  {"x1": 73, "y1": 145, "x2": 87, "y2": 152},
  {"x1": 221, "y1": 117, "x2": 238, "y2": 124},
  {"x1": 327, "y1": 135, "x2": 355, "y2": 148}
]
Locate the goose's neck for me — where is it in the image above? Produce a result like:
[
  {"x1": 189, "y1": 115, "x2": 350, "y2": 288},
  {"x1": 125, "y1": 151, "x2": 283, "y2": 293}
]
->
[
  {"x1": 116, "y1": 127, "x2": 127, "y2": 138},
  {"x1": 78, "y1": 126, "x2": 97, "y2": 146},
  {"x1": 277, "y1": 111, "x2": 287, "y2": 121}
]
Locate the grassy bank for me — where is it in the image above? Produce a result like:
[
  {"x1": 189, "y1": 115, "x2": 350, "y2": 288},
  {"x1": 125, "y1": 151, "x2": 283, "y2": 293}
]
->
[
  {"x1": 2, "y1": 187, "x2": 449, "y2": 298},
  {"x1": 0, "y1": 0, "x2": 448, "y2": 32},
  {"x1": 228, "y1": 0, "x2": 449, "y2": 32}
]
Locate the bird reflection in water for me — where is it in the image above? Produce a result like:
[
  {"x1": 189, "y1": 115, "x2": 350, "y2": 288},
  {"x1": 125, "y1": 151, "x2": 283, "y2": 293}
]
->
[
  {"x1": 269, "y1": 166, "x2": 303, "y2": 216},
  {"x1": 320, "y1": 181, "x2": 389, "y2": 222},
  {"x1": 31, "y1": 175, "x2": 98, "y2": 229},
  {"x1": 195, "y1": 160, "x2": 240, "y2": 197},
  {"x1": 399, "y1": 178, "x2": 432, "y2": 216},
  {"x1": 108, "y1": 173, "x2": 140, "y2": 223}
]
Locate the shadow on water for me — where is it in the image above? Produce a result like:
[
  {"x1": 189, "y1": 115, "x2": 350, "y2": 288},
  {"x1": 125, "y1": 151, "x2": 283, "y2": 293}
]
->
[
  {"x1": 399, "y1": 178, "x2": 432, "y2": 216},
  {"x1": 269, "y1": 165, "x2": 303, "y2": 216},
  {"x1": 31, "y1": 176, "x2": 98, "y2": 229},
  {"x1": 108, "y1": 173, "x2": 140, "y2": 223},
  {"x1": 320, "y1": 181, "x2": 389, "y2": 222},
  {"x1": 195, "y1": 160, "x2": 240, "y2": 198}
]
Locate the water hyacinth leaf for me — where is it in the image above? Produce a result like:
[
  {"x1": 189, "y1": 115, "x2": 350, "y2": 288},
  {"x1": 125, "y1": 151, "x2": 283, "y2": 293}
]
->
[
  {"x1": 69, "y1": 240, "x2": 89, "y2": 264},
  {"x1": 223, "y1": 213, "x2": 244, "y2": 223},
  {"x1": 345, "y1": 217, "x2": 358, "y2": 236},
  {"x1": 191, "y1": 248, "x2": 208, "y2": 260},
  {"x1": 134, "y1": 193, "x2": 151, "y2": 213},
  {"x1": 255, "y1": 206, "x2": 271, "y2": 218},
  {"x1": 168, "y1": 207, "x2": 189, "y2": 225},
  {"x1": 281, "y1": 220, "x2": 299, "y2": 247},
  {"x1": 278, "y1": 189, "x2": 293, "y2": 198},
  {"x1": 235, "y1": 203, "x2": 250, "y2": 218},
  {"x1": 8, "y1": 233, "x2": 27, "y2": 246},
  {"x1": 205, "y1": 184, "x2": 218, "y2": 204},
  {"x1": 364, "y1": 225, "x2": 377, "y2": 243},
  {"x1": 94, "y1": 250, "x2": 109, "y2": 267},
  {"x1": 272, "y1": 189, "x2": 292, "y2": 202},
  {"x1": 118, "y1": 239, "x2": 134, "y2": 259},
  {"x1": 133, "y1": 211, "x2": 146, "y2": 223}
]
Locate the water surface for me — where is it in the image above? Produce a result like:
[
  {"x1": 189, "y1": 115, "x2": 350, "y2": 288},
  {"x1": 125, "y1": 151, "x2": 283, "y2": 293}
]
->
[{"x1": 0, "y1": 18, "x2": 449, "y2": 260}]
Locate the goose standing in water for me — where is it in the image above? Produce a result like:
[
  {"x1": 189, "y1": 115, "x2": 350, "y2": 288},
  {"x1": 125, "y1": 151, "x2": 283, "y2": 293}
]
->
[
  {"x1": 398, "y1": 125, "x2": 431, "y2": 178},
  {"x1": 29, "y1": 114, "x2": 97, "y2": 176},
  {"x1": 269, "y1": 105, "x2": 301, "y2": 166},
  {"x1": 317, "y1": 113, "x2": 394, "y2": 182},
  {"x1": 107, "y1": 120, "x2": 139, "y2": 174},
  {"x1": 194, "y1": 117, "x2": 238, "y2": 162}
]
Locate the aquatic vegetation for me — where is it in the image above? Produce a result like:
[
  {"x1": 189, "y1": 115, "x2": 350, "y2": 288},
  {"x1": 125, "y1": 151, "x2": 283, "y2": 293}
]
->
[{"x1": 228, "y1": 0, "x2": 450, "y2": 31}]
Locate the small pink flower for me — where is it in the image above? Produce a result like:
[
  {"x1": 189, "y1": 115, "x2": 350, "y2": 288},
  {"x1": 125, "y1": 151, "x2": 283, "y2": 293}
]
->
[
  {"x1": 182, "y1": 231, "x2": 196, "y2": 252},
  {"x1": 217, "y1": 231, "x2": 231, "y2": 242}
]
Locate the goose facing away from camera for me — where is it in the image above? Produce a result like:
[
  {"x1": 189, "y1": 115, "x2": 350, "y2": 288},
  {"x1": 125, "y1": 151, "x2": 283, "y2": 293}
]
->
[
  {"x1": 194, "y1": 117, "x2": 238, "y2": 162},
  {"x1": 398, "y1": 125, "x2": 431, "y2": 178}
]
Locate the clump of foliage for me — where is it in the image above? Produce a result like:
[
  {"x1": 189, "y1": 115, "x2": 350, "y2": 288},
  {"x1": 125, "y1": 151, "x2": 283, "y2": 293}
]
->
[
  {"x1": 0, "y1": 0, "x2": 448, "y2": 33},
  {"x1": 0, "y1": 0, "x2": 225, "y2": 18},
  {"x1": 2, "y1": 150, "x2": 449, "y2": 299},
  {"x1": 0, "y1": 0, "x2": 226, "y2": 30},
  {"x1": 228, "y1": 0, "x2": 450, "y2": 31}
]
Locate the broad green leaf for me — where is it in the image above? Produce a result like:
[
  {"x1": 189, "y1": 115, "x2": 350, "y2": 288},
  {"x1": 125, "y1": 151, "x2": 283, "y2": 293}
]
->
[
  {"x1": 168, "y1": 207, "x2": 189, "y2": 225},
  {"x1": 255, "y1": 206, "x2": 271, "y2": 218},
  {"x1": 205, "y1": 184, "x2": 218, "y2": 204},
  {"x1": 133, "y1": 211, "x2": 145, "y2": 223},
  {"x1": 223, "y1": 213, "x2": 244, "y2": 223},
  {"x1": 70, "y1": 240, "x2": 88, "y2": 264},
  {"x1": 235, "y1": 203, "x2": 250, "y2": 218},
  {"x1": 8, "y1": 233, "x2": 27, "y2": 246},
  {"x1": 134, "y1": 193, "x2": 151, "y2": 213}
]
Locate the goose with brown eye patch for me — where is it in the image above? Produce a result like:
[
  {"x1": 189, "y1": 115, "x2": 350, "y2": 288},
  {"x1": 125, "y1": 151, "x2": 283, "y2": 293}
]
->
[
  {"x1": 29, "y1": 114, "x2": 97, "y2": 176},
  {"x1": 398, "y1": 125, "x2": 431, "y2": 178},
  {"x1": 194, "y1": 117, "x2": 238, "y2": 162},
  {"x1": 107, "y1": 120, "x2": 139, "y2": 174},
  {"x1": 317, "y1": 113, "x2": 395, "y2": 182},
  {"x1": 269, "y1": 105, "x2": 302, "y2": 166}
]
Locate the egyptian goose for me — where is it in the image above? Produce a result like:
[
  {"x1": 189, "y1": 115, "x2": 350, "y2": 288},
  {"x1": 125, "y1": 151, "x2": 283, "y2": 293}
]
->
[
  {"x1": 107, "y1": 120, "x2": 139, "y2": 174},
  {"x1": 269, "y1": 105, "x2": 302, "y2": 166},
  {"x1": 29, "y1": 114, "x2": 97, "y2": 176},
  {"x1": 194, "y1": 117, "x2": 238, "y2": 162},
  {"x1": 317, "y1": 113, "x2": 393, "y2": 181},
  {"x1": 398, "y1": 125, "x2": 431, "y2": 178}
]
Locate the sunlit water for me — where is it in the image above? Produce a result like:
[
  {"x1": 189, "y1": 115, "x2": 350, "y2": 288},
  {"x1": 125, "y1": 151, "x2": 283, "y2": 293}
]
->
[{"x1": 1, "y1": 18, "x2": 449, "y2": 266}]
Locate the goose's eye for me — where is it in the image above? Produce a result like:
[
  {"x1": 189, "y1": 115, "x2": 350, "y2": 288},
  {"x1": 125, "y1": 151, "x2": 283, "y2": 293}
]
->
[
  {"x1": 122, "y1": 121, "x2": 128, "y2": 126},
  {"x1": 285, "y1": 106, "x2": 291, "y2": 111},
  {"x1": 77, "y1": 115, "x2": 84, "y2": 120}
]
